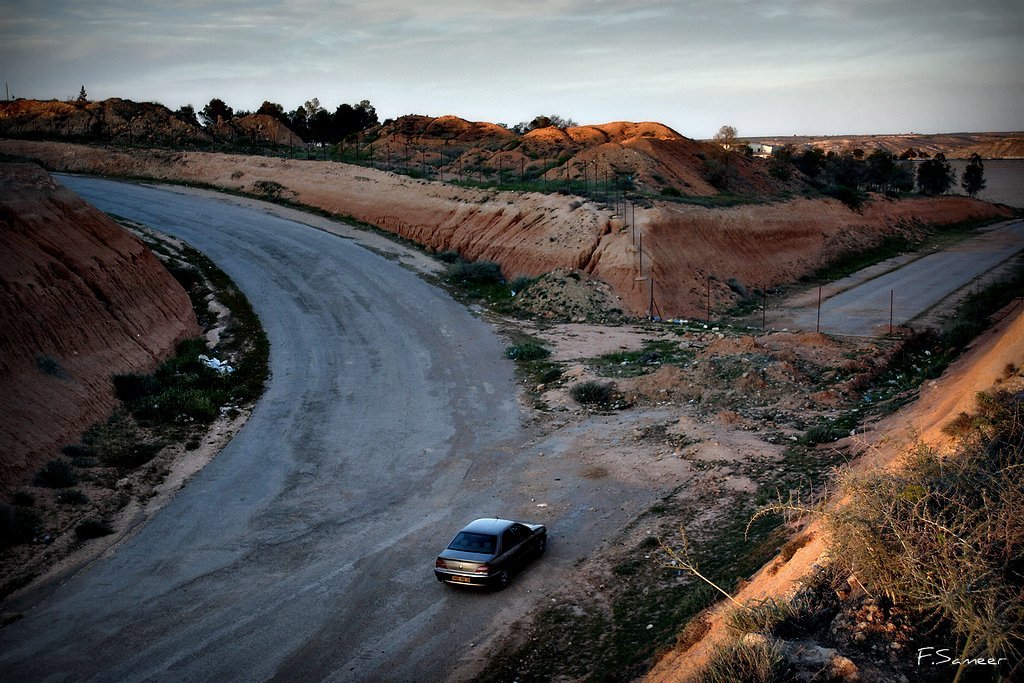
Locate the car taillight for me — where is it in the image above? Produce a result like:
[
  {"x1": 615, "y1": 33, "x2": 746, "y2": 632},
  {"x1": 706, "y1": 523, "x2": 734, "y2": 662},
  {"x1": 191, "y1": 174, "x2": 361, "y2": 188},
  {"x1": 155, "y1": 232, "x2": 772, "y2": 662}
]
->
[
  {"x1": 435, "y1": 558, "x2": 448, "y2": 569},
  {"x1": 474, "y1": 565, "x2": 490, "y2": 573}
]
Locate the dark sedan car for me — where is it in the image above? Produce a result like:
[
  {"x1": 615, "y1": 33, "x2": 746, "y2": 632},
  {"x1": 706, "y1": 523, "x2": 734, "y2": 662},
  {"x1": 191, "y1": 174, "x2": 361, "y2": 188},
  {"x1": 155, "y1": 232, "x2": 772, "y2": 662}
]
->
[{"x1": 434, "y1": 518, "x2": 547, "y2": 589}]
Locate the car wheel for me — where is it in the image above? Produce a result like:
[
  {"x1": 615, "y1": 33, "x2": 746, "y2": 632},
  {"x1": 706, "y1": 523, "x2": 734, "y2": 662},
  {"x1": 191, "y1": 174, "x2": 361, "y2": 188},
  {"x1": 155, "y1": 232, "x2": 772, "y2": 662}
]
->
[{"x1": 493, "y1": 570, "x2": 510, "y2": 590}]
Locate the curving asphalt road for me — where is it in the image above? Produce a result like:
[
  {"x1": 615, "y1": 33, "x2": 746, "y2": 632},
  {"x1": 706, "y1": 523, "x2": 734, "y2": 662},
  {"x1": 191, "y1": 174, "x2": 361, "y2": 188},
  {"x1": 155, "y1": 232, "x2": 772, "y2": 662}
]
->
[
  {"x1": 0, "y1": 177, "x2": 531, "y2": 681},
  {"x1": 773, "y1": 219, "x2": 1024, "y2": 336}
]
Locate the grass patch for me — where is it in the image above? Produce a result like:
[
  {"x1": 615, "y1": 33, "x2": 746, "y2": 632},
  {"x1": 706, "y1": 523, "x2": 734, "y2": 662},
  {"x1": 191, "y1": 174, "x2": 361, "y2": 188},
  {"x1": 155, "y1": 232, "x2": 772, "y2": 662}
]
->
[
  {"x1": 74, "y1": 519, "x2": 113, "y2": 540},
  {"x1": 570, "y1": 380, "x2": 617, "y2": 407},
  {"x1": 80, "y1": 412, "x2": 162, "y2": 470},
  {"x1": 0, "y1": 505, "x2": 41, "y2": 548},
  {"x1": 32, "y1": 460, "x2": 77, "y2": 488},
  {"x1": 592, "y1": 340, "x2": 694, "y2": 378},
  {"x1": 505, "y1": 341, "x2": 551, "y2": 362},
  {"x1": 695, "y1": 637, "x2": 790, "y2": 683},
  {"x1": 56, "y1": 489, "x2": 89, "y2": 505}
]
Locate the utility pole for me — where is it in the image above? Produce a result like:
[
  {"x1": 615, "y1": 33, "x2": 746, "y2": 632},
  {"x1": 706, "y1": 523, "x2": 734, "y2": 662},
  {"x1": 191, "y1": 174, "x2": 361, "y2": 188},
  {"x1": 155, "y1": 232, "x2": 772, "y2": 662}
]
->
[
  {"x1": 889, "y1": 289, "x2": 894, "y2": 334},
  {"x1": 707, "y1": 277, "x2": 712, "y2": 321},
  {"x1": 762, "y1": 287, "x2": 767, "y2": 332},
  {"x1": 816, "y1": 286, "x2": 822, "y2": 333}
]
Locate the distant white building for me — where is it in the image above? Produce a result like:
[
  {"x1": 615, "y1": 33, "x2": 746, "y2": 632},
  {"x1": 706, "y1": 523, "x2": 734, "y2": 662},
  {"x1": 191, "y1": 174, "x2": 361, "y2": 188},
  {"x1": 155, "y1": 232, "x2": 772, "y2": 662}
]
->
[{"x1": 747, "y1": 142, "x2": 775, "y2": 157}]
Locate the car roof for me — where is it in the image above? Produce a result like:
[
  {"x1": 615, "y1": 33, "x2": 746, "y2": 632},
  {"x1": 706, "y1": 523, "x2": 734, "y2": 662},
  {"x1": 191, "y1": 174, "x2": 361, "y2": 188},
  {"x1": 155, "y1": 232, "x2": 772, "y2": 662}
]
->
[{"x1": 460, "y1": 518, "x2": 517, "y2": 535}]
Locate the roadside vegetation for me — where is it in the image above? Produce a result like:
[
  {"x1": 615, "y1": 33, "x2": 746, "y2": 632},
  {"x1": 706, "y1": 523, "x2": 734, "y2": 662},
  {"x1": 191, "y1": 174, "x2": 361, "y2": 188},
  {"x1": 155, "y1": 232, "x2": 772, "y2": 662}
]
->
[
  {"x1": 0, "y1": 221, "x2": 268, "y2": 601},
  {"x1": 470, "y1": 261, "x2": 1024, "y2": 681},
  {"x1": 685, "y1": 379, "x2": 1022, "y2": 683}
]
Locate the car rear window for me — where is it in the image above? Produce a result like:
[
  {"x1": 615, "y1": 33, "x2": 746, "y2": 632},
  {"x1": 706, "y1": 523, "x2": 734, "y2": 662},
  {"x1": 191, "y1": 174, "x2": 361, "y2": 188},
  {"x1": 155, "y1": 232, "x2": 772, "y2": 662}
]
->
[{"x1": 448, "y1": 532, "x2": 497, "y2": 554}]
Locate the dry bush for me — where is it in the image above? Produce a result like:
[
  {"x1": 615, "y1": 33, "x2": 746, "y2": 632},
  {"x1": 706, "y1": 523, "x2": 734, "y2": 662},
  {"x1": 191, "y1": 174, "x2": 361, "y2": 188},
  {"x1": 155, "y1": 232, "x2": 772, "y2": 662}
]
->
[{"x1": 828, "y1": 389, "x2": 1024, "y2": 664}]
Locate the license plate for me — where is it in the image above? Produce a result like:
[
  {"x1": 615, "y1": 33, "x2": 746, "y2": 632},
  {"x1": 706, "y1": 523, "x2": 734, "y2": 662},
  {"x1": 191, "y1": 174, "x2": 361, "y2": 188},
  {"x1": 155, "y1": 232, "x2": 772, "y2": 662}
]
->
[{"x1": 451, "y1": 575, "x2": 472, "y2": 584}]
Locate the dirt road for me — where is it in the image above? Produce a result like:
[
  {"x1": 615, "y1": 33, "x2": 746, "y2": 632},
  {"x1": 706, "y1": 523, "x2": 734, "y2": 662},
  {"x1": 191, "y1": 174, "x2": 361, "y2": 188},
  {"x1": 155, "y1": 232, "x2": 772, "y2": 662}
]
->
[
  {"x1": 770, "y1": 219, "x2": 1024, "y2": 336},
  {"x1": 0, "y1": 178, "x2": 664, "y2": 681}
]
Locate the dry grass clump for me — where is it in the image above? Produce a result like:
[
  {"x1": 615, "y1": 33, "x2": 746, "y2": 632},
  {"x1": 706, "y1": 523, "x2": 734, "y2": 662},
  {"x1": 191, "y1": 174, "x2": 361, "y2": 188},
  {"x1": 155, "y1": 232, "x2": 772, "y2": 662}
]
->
[
  {"x1": 829, "y1": 388, "x2": 1023, "y2": 666},
  {"x1": 693, "y1": 635, "x2": 789, "y2": 683}
]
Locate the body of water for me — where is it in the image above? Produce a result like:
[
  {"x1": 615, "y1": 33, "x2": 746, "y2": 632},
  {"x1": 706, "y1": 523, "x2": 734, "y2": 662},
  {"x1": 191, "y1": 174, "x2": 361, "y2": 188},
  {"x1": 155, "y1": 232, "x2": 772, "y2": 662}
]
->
[{"x1": 947, "y1": 158, "x2": 1024, "y2": 208}]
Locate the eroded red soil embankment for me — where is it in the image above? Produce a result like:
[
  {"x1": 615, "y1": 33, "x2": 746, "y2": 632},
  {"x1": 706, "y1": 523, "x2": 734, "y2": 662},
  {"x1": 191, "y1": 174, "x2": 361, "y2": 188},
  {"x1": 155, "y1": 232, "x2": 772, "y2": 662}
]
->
[
  {"x1": 0, "y1": 140, "x2": 1011, "y2": 318},
  {"x1": 0, "y1": 163, "x2": 199, "y2": 490}
]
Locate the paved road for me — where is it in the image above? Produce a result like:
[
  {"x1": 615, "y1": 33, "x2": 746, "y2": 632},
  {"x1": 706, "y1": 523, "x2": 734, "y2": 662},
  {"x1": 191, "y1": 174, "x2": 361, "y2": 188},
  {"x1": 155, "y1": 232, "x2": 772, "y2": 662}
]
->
[
  {"x1": 0, "y1": 177, "x2": 531, "y2": 681},
  {"x1": 774, "y1": 219, "x2": 1024, "y2": 336}
]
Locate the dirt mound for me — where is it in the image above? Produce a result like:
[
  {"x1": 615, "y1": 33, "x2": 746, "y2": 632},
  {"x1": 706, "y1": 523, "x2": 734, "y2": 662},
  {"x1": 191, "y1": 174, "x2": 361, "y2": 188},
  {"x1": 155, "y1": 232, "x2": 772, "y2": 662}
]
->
[
  {"x1": 0, "y1": 98, "x2": 212, "y2": 147},
  {"x1": 215, "y1": 114, "x2": 304, "y2": 147},
  {"x1": 359, "y1": 116, "x2": 789, "y2": 196},
  {"x1": 511, "y1": 269, "x2": 624, "y2": 322},
  {"x1": 374, "y1": 114, "x2": 515, "y2": 147},
  {"x1": 0, "y1": 163, "x2": 199, "y2": 491}
]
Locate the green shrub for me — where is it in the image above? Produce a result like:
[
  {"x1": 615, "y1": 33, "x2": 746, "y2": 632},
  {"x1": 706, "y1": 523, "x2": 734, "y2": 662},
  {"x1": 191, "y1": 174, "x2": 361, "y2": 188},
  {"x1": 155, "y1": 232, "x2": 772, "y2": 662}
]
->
[
  {"x1": 436, "y1": 250, "x2": 461, "y2": 263},
  {"x1": 505, "y1": 342, "x2": 551, "y2": 362},
  {"x1": 112, "y1": 372, "x2": 162, "y2": 403},
  {"x1": 32, "y1": 460, "x2": 77, "y2": 488},
  {"x1": 11, "y1": 490, "x2": 35, "y2": 507},
  {"x1": 35, "y1": 354, "x2": 65, "y2": 378},
  {"x1": 570, "y1": 381, "x2": 617, "y2": 407},
  {"x1": 449, "y1": 260, "x2": 504, "y2": 285},
  {"x1": 75, "y1": 519, "x2": 113, "y2": 540},
  {"x1": 61, "y1": 443, "x2": 92, "y2": 459},
  {"x1": 509, "y1": 276, "x2": 535, "y2": 293},
  {"x1": 83, "y1": 414, "x2": 163, "y2": 469},
  {"x1": 166, "y1": 262, "x2": 203, "y2": 290},
  {"x1": 800, "y1": 422, "x2": 845, "y2": 445},
  {"x1": 57, "y1": 489, "x2": 88, "y2": 505},
  {"x1": 0, "y1": 504, "x2": 40, "y2": 548}
]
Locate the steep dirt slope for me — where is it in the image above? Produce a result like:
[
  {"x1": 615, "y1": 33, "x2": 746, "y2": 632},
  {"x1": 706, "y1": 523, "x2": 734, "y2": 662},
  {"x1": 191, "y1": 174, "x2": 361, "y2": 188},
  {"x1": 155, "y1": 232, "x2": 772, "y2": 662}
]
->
[
  {"x1": 0, "y1": 140, "x2": 1011, "y2": 318},
  {"x1": 627, "y1": 195, "x2": 1011, "y2": 317},
  {"x1": 0, "y1": 163, "x2": 199, "y2": 491},
  {"x1": 365, "y1": 115, "x2": 787, "y2": 195}
]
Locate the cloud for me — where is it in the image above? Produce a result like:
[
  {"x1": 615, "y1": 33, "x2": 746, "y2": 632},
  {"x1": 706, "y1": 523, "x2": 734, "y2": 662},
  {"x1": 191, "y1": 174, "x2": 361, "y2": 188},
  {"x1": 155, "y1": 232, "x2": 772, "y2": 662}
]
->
[{"x1": 1, "y1": 0, "x2": 1020, "y2": 135}]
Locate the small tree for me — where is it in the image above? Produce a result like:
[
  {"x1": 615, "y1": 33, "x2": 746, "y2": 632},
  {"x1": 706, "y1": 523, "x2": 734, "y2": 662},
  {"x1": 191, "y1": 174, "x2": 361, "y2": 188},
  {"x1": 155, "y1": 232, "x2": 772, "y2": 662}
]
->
[
  {"x1": 175, "y1": 104, "x2": 199, "y2": 126},
  {"x1": 767, "y1": 145, "x2": 794, "y2": 181},
  {"x1": 256, "y1": 101, "x2": 289, "y2": 124},
  {"x1": 961, "y1": 152, "x2": 986, "y2": 197},
  {"x1": 200, "y1": 98, "x2": 234, "y2": 126},
  {"x1": 794, "y1": 146, "x2": 826, "y2": 179},
  {"x1": 713, "y1": 124, "x2": 739, "y2": 152},
  {"x1": 917, "y1": 152, "x2": 954, "y2": 195},
  {"x1": 77, "y1": 86, "x2": 88, "y2": 103}
]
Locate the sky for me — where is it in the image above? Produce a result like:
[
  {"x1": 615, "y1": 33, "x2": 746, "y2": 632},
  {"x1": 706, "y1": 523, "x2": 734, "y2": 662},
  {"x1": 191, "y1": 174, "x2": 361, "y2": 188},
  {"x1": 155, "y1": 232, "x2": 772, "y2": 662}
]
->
[{"x1": 2, "y1": 0, "x2": 1021, "y2": 138}]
